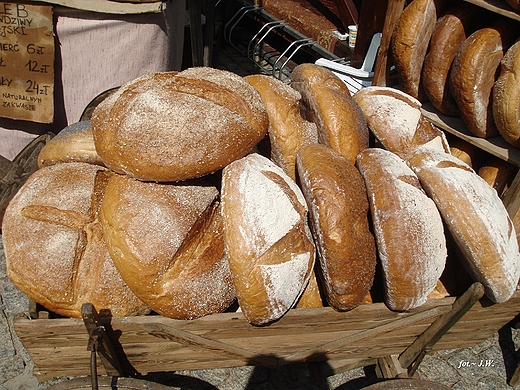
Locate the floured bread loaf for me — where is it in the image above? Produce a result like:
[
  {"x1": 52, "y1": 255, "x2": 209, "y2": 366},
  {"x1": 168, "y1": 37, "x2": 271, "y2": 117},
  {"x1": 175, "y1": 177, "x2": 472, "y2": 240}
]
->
[
  {"x1": 356, "y1": 148, "x2": 447, "y2": 311},
  {"x1": 2, "y1": 162, "x2": 150, "y2": 318},
  {"x1": 221, "y1": 153, "x2": 315, "y2": 325},
  {"x1": 353, "y1": 86, "x2": 450, "y2": 160},
  {"x1": 245, "y1": 74, "x2": 318, "y2": 181},
  {"x1": 391, "y1": 0, "x2": 449, "y2": 101},
  {"x1": 91, "y1": 68, "x2": 269, "y2": 182},
  {"x1": 38, "y1": 121, "x2": 104, "y2": 168},
  {"x1": 296, "y1": 144, "x2": 376, "y2": 311},
  {"x1": 422, "y1": 2, "x2": 488, "y2": 116},
  {"x1": 449, "y1": 19, "x2": 519, "y2": 138},
  {"x1": 100, "y1": 173, "x2": 235, "y2": 320},
  {"x1": 408, "y1": 147, "x2": 520, "y2": 303},
  {"x1": 493, "y1": 40, "x2": 520, "y2": 148},
  {"x1": 291, "y1": 63, "x2": 369, "y2": 164}
]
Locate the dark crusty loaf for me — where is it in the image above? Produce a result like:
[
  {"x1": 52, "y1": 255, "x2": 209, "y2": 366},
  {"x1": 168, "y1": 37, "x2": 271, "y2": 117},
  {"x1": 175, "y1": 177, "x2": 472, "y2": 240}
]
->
[{"x1": 296, "y1": 144, "x2": 376, "y2": 311}]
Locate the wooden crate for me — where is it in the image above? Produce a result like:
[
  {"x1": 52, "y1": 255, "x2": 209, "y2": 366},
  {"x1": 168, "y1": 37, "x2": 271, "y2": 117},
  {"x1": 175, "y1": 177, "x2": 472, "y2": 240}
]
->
[{"x1": 14, "y1": 284, "x2": 520, "y2": 381}]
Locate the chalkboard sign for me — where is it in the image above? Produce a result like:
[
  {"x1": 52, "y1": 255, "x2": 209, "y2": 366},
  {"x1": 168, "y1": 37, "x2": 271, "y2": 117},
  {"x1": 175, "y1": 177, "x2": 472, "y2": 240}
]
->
[{"x1": 0, "y1": 3, "x2": 54, "y2": 123}]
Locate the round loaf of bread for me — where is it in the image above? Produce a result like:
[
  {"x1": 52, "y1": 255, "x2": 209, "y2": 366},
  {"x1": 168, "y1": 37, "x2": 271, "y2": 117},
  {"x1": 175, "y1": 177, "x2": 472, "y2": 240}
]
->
[
  {"x1": 391, "y1": 0, "x2": 449, "y2": 101},
  {"x1": 449, "y1": 19, "x2": 519, "y2": 138},
  {"x1": 290, "y1": 63, "x2": 369, "y2": 165},
  {"x1": 296, "y1": 144, "x2": 377, "y2": 311},
  {"x1": 38, "y1": 121, "x2": 105, "y2": 168},
  {"x1": 448, "y1": 138, "x2": 483, "y2": 168},
  {"x1": 245, "y1": 74, "x2": 318, "y2": 181},
  {"x1": 100, "y1": 173, "x2": 235, "y2": 320},
  {"x1": 91, "y1": 68, "x2": 269, "y2": 182},
  {"x1": 422, "y1": 2, "x2": 488, "y2": 116},
  {"x1": 353, "y1": 86, "x2": 450, "y2": 160},
  {"x1": 2, "y1": 162, "x2": 150, "y2": 318},
  {"x1": 408, "y1": 147, "x2": 520, "y2": 303},
  {"x1": 356, "y1": 148, "x2": 447, "y2": 312},
  {"x1": 493, "y1": 40, "x2": 520, "y2": 148},
  {"x1": 221, "y1": 153, "x2": 315, "y2": 325}
]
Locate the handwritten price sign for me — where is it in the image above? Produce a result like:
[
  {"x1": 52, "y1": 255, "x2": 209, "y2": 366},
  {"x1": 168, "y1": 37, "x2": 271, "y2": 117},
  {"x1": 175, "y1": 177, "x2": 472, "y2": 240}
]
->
[{"x1": 0, "y1": 3, "x2": 54, "y2": 123}]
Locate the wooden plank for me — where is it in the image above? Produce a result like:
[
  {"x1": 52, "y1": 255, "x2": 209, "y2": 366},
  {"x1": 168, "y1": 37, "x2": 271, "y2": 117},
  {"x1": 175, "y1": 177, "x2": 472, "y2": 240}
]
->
[
  {"x1": 464, "y1": 0, "x2": 520, "y2": 21},
  {"x1": 14, "y1": 291, "x2": 520, "y2": 381},
  {"x1": 421, "y1": 102, "x2": 520, "y2": 168}
]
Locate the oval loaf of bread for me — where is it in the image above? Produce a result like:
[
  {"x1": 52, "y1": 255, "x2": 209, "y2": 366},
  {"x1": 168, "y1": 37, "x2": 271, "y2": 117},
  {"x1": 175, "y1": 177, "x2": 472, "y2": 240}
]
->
[
  {"x1": 245, "y1": 74, "x2": 318, "y2": 181},
  {"x1": 2, "y1": 162, "x2": 150, "y2": 318},
  {"x1": 408, "y1": 147, "x2": 520, "y2": 303},
  {"x1": 91, "y1": 68, "x2": 269, "y2": 182},
  {"x1": 356, "y1": 148, "x2": 447, "y2": 312},
  {"x1": 100, "y1": 173, "x2": 235, "y2": 320},
  {"x1": 296, "y1": 144, "x2": 376, "y2": 311},
  {"x1": 291, "y1": 63, "x2": 369, "y2": 165},
  {"x1": 221, "y1": 153, "x2": 315, "y2": 325}
]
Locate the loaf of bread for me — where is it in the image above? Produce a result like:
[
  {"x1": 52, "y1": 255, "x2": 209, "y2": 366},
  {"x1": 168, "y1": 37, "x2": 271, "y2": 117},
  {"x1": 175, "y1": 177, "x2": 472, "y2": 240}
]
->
[
  {"x1": 91, "y1": 68, "x2": 269, "y2": 182},
  {"x1": 493, "y1": 40, "x2": 520, "y2": 148},
  {"x1": 38, "y1": 121, "x2": 104, "y2": 168},
  {"x1": 422, "y1": 2, "x2": 488, "y2": 116},
  {"x1": 295, "y1": 269, "x2": 324, "y2": 308},
  {"x1": 391, "y1": 0, "x2": 449, "y2": 101},
  {"x1": 356, "y1": 148, "x2": 447, "y2": 311},
  {"x1": 291, "y1": 63, "x2": 369, "y2": 165},
  {"x1": 100, "y1": 173, "x2": 235, "y2": 320},
  {"x1": 478, "y1": 156, "x2": 518, "y2": 197},
  {"x1": 353, "y1": 86, "x2": 450, "y2": 160},
  {"x1": 296, "y1": 144, "x2": 376, "y2": 311},
  {"x1": 2, "y1": 162, "x2": 150, "y2": 318},
  {"x1": 449, "y1": 19, "x2": 519, "y2": 138},
  {"x1": 448, "y1": 138, "x2": 483, "y2": 169},
  {"x1": 245, "y1": 74, "x2": 318, "y2": 181},
  {"x1": 408, "y1": 147, "x2": 520, "y2": 303},
  {"x1": 221, "y1": 153, "x2": 315, "y2": 325}
]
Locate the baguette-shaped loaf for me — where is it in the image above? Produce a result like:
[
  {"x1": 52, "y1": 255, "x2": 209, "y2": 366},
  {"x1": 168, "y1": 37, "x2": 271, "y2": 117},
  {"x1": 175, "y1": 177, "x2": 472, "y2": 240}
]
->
[
  {"x1": 408, "y1": 147, "x2": 520, "y2": 303},
  {"x1": 449, "y1": 19, "x2": 519, "y2": 138},
  {"x1": 296, "y1": 144, "x2": 376, "y2": 311},
  {"x1": 422, "y1": 2, "x2": 488, "y2": 116},
  {"x1": 91, "y1": 68, "x2": 269, "y2": 182},
  {"x1": 245, "y1": 74, "x2": 318, "y2": 180},
  {"x1": 353, "y1": 86, "x2": 450, "y2": 160},
  {"x1": 100, "y1": 173, "x2": 235, "y2": 320},
  {"x1": 38, "y1": 121, "x2": 104, "y2": 168},
  {"x1": 221, "y1": 153, "x2": 315, "y2": 325},
  {"x1": 291, "y1": 63, "x2": 369, "y2": 164},
  {"x1": 2, "y1": 162, "x2": 150, "y2": 318},
  {"x1": 493, "y1": 40, "x2": 520, "y2": 148},
  {"x1": 356, "y1": 148, "x2": 447, "y2": 311}
]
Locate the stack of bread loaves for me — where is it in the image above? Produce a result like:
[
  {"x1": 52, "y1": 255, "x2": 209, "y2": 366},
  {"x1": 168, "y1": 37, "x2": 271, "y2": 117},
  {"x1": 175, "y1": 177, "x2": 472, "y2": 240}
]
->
[
  {"x1": 391, "y1": 0, "x2": 520, "y2": 146},
  {"x1": 2, "y1": 63, "x2": 520, "y2": 326}
]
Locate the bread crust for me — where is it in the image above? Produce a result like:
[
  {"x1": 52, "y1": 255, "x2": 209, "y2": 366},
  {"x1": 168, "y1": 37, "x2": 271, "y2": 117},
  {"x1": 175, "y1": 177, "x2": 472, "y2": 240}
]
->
[
  {"x1": 449, "y1": 19, "x2": 519, "y2": 138},
  {"x1": 356, "y1": 148, "x2": 447, "y2": 311},
  {"x1": 245, "y1": 74, "x2": 318, "y2": 181},
  {"x1": 422, "y1": 2, "x2": 488, "y2": 116},
  {"x1": 91, "y1": 68, "x2": 269, "y2": 182},
  {"x1": 38, "y1": 121, "x2": 104, "y2": 168},
  {"x1": 100, "y1": 173, "x2": 235, "y2": 320},
  {"x1": 296, "y1": 144, "x2": 376, "y2": 311},
  {"x1": 493, "y1": 40, "x2": 520, "y2": 147},
  {"x1": 221, "y1": 153, "x2": 315, "y2": 325},
  {"x1": 291, "y1": 63, "x2": 369, "y2": 165},
  {"x1": 2, "y1": 162, "x2": 150, "y2": 318},
  {"x1": 408, "y1": 148, "x2": 520, "y2": 303}
]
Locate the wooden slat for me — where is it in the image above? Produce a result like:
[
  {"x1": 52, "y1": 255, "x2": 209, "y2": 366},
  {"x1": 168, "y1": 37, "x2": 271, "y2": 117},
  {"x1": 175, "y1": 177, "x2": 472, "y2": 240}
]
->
[
  {"x1": 464, "y1": 0, "x2": 520, "y2": 21},
  {"x1": 14, "y1": 292, "x2": 520, "y2": 380}
]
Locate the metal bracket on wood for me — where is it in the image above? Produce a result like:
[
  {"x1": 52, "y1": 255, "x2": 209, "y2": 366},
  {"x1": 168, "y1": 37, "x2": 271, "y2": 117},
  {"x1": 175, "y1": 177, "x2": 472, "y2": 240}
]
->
[{"x1": 81, "y1": 303, "x2": 125, "y2": 378}]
